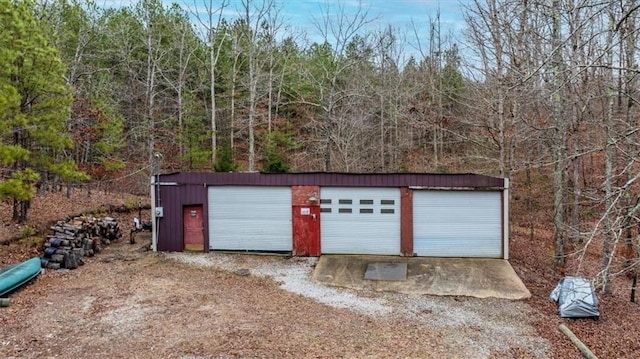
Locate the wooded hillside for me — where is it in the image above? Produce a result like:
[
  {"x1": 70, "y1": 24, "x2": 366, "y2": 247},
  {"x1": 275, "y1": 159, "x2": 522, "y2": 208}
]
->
[{"x1": 1, "y1": 0, "x2": 640, "y2": 295}]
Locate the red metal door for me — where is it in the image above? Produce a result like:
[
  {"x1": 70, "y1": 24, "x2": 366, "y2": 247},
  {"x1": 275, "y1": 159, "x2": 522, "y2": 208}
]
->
[
  {"x1": 292, "y1": 205, "x2": 320, "y2": 256},
  {"x1": 183, "y1": 205, "x2": 204, "y2": 251}
]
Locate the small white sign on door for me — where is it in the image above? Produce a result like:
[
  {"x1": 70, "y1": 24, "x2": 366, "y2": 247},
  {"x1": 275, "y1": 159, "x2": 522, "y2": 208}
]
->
[{"x1": 301, "y1": 207, "x2": 310, "y2": 215}]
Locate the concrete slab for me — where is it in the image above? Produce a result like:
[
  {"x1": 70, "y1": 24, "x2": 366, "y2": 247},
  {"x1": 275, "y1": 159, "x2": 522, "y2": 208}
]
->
[
  {"x1": 364, "y1": 262, "x2": 407, "y2": 281},
  {"x1": 312, "y1": 255, "x2": 531, "y2": 300}
]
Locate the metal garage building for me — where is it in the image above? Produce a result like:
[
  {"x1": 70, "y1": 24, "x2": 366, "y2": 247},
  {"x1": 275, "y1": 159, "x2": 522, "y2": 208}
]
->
[{"x1": 151, "y1": 172, "x2": 509, "y2": 259}]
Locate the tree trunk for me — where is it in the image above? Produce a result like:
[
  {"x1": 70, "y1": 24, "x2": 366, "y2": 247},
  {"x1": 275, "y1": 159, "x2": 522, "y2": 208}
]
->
[
  {"x1": 12, "y1": 198, "x2": 19, "y2": 223},
  {"x1": 248, "y1": 72, "x2": 256, "y2": 171},
  {"x1": 19, "y1": 200, "x2": 29, "y2": 224},
  {"x1": 230, "y1": 38, "x2": 239, "y2": 153},
  {"x1": 622, "y1": 1, "x2": 637, "y2": 268},
  {"x1": 601, "y1": 0, "x2": 616, "y2": 295},
  {"x1": 145, "y1": 14, "x2": 157, "y2": 171},
  {"x1": 551, "y1": 0, "x2": 567, "y2": 269},
  {"x1": 267, "y1": 49, "x2": 274, "y2": 133},
  {"x1": 526, "y1": 161, "x2": 534, "y2": 241},
  {"x1": 210, "y1": 29, "x2": 217, "y2": 166},
  {"x1": 324, "y1": 88, "x2": 337, "y2": 172}
]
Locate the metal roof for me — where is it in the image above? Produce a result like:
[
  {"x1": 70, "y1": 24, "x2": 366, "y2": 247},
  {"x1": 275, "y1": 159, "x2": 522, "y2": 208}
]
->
[{"x1": 158, "y1": 172, "x2": 506, "y2": 188}]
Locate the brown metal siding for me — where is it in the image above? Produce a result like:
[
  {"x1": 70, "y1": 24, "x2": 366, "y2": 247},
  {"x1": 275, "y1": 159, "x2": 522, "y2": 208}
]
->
[
  {"x1": 157, "y1": 183, "x2": 208, "y2": 252},
  {"x1": 160, "y1": 172, "x2": 505, "y2": 188},
  {"x1": 156, "y1": 172, "x2": 506, "y2": 253}
]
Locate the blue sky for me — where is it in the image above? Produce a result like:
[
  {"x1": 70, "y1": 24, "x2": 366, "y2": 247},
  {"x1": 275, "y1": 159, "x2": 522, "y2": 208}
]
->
[
  {"x1": 280, "y1": 0, "x2": 467, "y2": 32},
  {"x1": 102, "y1": 1, "x2": 469, "y2": 33},
  {"x1": 274, "y1": 0, "x2": 468, "y2": 52},
  {"x1": 101, "y1": 0, "x2": 469, "y2": 60}
]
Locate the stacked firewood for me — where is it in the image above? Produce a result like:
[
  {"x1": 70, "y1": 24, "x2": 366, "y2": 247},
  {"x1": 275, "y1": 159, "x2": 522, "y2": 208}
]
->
[{"x1": 40, "y1": 216, "x2": 122, "y2": 270}]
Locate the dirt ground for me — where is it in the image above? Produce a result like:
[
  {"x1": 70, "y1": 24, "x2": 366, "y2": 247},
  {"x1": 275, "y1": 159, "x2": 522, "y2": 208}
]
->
[
  {"x1": 2, "y1": 189, "x2": 640, "y2": 358},
  {"x1": 1, "y1": 233, "x2": 550, "y2": 359}
]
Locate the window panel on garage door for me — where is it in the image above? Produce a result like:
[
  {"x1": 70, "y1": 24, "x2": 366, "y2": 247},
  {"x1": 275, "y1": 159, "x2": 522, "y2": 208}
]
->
[{"x1": 320, "y1": 187, "x2": 400, "y2": 255}]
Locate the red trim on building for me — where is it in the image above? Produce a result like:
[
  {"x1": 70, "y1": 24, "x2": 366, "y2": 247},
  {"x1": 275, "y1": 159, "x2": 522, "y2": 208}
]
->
[
  {"x1": 400, "y1": 187, "x2": 413, "y2": 256},
  {"x1": 292, "y1": 186, "x2": 321, "y2": 256},
  {"x1": 291, "y1": 185, "x2": 320, "y2": 206}
]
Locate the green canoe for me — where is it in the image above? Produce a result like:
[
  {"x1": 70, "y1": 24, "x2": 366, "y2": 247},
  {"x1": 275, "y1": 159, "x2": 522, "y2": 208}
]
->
[{"x1": 0, "y1": 257, "x2": 42, "y2": 297}]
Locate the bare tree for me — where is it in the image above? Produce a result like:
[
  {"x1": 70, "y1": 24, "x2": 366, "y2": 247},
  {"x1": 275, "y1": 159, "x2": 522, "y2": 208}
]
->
[
  {"x1": 134, "y1": 0, "x2": 169, "y2": 169},
  {"x1": 191, "y1": 0, "x2": 228, "y2": 167},
  {"x1": 229, "y1": 28, "x2": 242, "y2": 151},
  {"x1": 599, "y1": 0, "x2": 617, "y2": 294},
  {"x1": 549, "y1": 0, "x2": 569, "y2": 268},
  {"x1": 160, "y1": 7, "x2": 199, "y2": 167},
  {"x1": 307, "y1": 0, "x2": 377, "y2": 171},
  {"x1": 261, "y1": 9, "x2": 288, "y2": 133},
  {"x1": 238, "y1": 0, "x2": 279, "y2": 171},
  {"x1": 462, "y1": 0, "x2": 536, "y2": 178},
  {"x1": 373, "y1": 25, "x2": 406, "y2": 171},
  {"x1": 620, "y1": 0, "x2": 639, "y2": 281}
]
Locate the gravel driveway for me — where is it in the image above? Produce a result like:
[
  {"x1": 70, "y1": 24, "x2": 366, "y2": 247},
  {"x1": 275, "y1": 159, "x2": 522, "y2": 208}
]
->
[
  {"x1": 0, "y1": 239, "x2": 550, "y2": 358},
  {"x1": 167, "y1": 252, "x2": 550, "y2": 358}
]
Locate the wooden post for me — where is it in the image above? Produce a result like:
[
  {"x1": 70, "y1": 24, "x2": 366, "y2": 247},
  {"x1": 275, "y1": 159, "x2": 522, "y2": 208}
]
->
[{"x1": 558, "y1": 324, "x2": 598, "y2": 359}]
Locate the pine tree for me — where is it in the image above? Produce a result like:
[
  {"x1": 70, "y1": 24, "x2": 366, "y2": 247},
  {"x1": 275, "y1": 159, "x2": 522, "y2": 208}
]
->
[
  {"x1": 0, "y1": 0, "x2": 87, "y2": 223},
  {"x1": 261, "y1": 130, "x2": 293, "y2": 173}
]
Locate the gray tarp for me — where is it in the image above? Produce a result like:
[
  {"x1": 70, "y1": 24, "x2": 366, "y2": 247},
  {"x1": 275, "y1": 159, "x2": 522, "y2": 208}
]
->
[{"x1": 550, "y1": 276, "x2": 600, "y2": 318}]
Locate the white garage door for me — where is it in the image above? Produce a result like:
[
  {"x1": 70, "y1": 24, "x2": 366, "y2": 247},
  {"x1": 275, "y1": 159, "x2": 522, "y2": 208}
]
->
[
  {"x1": 208, "y1": 186, "x2": 292, "y2": 251},
  {"x1": 320, "y1": 187, "x2": 400, "y2": 255},
  {"x1": 413, "y1": 190, "x2": 502, "y2": 257}
]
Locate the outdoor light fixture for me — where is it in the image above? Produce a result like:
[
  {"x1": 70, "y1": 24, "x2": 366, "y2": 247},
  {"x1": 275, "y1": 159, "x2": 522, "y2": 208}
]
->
[{"x1": 308, "y1": 192, "x2": 318, "y2": 204}]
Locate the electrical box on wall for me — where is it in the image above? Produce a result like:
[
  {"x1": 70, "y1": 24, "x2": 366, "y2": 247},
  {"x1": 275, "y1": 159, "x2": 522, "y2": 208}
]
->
[{"x1": 155, "y1": 207, "x2": 164, "y2": 217}]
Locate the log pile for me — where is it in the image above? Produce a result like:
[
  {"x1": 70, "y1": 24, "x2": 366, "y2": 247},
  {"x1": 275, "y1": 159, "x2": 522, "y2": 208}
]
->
[{"x1": 40, "y1": 216, "x2": 122, "y2": 270}]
